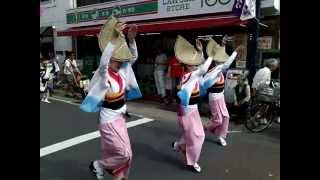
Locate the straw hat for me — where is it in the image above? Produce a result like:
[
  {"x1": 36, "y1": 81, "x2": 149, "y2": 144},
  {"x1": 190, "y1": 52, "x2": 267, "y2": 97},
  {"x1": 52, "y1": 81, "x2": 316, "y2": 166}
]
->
[
  {"x1": 98, "y1": 16, "x2": 133, "y2": 62},
  {"x1": 174, "y1": 35, "x2": 203, "y2": 66},
  {"x1": 206, "y1": 38, "x2": 229, "y2": 63},
  {"x1": 111, "y1": 36, "x2": 134, "y2": 61}
]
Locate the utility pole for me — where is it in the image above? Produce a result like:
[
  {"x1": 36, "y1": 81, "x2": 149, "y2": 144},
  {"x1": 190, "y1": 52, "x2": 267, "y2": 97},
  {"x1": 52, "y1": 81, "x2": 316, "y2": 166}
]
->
[{"x1": 247, "y1": 0, "x2": 261, "y2": 84}]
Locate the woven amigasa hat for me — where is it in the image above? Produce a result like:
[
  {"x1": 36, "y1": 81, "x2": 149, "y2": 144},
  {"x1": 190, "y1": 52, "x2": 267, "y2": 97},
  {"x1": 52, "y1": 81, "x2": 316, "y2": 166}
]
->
[
  {"x1": 98, "y1": 16, "x2": 133, "y2": 62},
  {"x1": 174, "y1": 35, "x2": 203, "y2": 66},
  {"x1": 206, "y1": 38, "x2": 229, "y2": 63}
]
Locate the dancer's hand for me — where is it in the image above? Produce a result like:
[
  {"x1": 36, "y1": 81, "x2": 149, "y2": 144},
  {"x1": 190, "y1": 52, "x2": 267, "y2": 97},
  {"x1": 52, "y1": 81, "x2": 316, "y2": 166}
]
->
[
  {"x1": 127, "y1": 24, "x2": 137, "y2": 43},
  {"x1": 111, "y1": 22, "x2": 126, "y2": 44},
  {"x1": 235, "y1": 45, "x2": 245, "y2": 54},
  {"x1": 196, "y1": 38, "x2": 203, "y2": 52},
  {"x1": 222, "y1": 35, "x2": 228, "y2": 46}
]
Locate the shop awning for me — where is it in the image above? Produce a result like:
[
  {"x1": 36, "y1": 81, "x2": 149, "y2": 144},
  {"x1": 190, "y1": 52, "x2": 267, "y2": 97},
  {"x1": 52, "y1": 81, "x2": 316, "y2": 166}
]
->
[
  {"x1": 40, "y1": 26, "x2": 53, "y2": 37},
  {"x1": 57, "y1": 15, "x2": 247, "y2": 37}
]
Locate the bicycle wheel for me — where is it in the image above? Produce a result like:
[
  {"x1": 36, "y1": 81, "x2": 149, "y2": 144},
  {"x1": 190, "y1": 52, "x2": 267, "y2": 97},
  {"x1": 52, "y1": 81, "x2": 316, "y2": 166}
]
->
[{"x1": 245, "y1": 103, "x2": 273, "y2": 133}]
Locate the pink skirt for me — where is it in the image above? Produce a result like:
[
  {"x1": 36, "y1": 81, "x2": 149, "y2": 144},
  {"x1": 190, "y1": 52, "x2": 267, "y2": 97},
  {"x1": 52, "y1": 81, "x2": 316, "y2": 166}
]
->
[
  {"x1": 98, "y1": 115, "x2": 132, "y2": 179},
  {"x1": 206, "y1": 96, "x2": 230, "y2": 138},
  {"x1": 177, "y1": 106, "x2": 205, "y2": 165}
]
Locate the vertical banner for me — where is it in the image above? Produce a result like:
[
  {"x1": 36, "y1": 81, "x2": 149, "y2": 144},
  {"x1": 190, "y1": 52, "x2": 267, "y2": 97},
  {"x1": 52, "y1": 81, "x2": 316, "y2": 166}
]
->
[
  {"x1": 232, "y1": 0, "x2": 245, "y2": 17},
  {"x1": 232, "y1": 0, "x2": 256, "y2": 20},
  {"x1": 240, "y1": 0, "x2": 256, "y2": 20}
]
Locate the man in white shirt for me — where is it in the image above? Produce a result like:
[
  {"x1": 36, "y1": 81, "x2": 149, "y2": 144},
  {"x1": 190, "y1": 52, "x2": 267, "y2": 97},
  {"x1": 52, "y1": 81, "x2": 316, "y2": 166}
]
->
[
  {"x1": 64, "y1": 52, "x2": 81, "y2": 97},
  {"x1": 154, "y1": 48, "x2": 168, "y2": 102},
  {"x1": 252, "y1": 58, "x2": 279, "y2": 124},
  {"x1": 252, "y1": 58, "x2": 279, "y2": 95}
]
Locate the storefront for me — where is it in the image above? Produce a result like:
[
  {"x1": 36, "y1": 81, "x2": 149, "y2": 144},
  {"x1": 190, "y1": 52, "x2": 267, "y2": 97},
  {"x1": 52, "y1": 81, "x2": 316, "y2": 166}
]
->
[
  {"x1": 40, "y1": 26, "x2": 54, "y2": 56},
  {"x1": 57, "y1": 0, "x2": 258, "y2": 100}
]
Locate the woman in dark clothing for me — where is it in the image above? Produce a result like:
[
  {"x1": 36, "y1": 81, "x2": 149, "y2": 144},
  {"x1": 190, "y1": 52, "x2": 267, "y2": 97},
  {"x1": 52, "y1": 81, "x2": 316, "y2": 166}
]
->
[{"x1": 233, "y1": 74, "x2": 251, "y2": 123}]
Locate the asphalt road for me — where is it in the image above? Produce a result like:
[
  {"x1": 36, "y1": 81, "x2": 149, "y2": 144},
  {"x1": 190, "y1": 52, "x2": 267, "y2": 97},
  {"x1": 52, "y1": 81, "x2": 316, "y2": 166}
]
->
[{"x1": 40, "y1": 99, "x2": 280, "y2": 180}]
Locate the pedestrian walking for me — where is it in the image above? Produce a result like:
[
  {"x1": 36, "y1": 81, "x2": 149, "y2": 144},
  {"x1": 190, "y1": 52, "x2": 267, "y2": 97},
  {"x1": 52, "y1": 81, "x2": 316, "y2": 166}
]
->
[
  {"x1": 171, "y1": 36, "x2": 213, "y2": 173},
  {"x1": 47, "y1": 52, "x2": 60, "y2": 94},
  {"x1": 80, "y1": 16, "x2": 141, "y2": 180},
  {"x1": 202, "y1": 36, "x2": 242, "y2": 146},
  {"x1": 63, "y1": 51, "x2": 81, "y2": 97},
  {"x1": 40, "y1": 56, "x2": 54, "y2": 103}
]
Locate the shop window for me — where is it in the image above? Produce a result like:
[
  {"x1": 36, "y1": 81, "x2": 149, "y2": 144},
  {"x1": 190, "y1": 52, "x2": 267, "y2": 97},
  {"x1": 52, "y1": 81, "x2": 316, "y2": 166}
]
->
[{"x1": 40, "y1": 0, "x2": 54, "y2": 4}]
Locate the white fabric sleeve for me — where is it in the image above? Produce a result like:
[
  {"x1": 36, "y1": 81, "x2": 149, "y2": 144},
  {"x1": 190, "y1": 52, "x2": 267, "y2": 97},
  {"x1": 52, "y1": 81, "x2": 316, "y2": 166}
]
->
[
  {"x1": 128, "y1": 40, "x2": 138, "y2": 64},
  {"x1": 87, "y1": 42, "x2": 114, "y2": 91},
  {"x1": 242, "y1": 85, "x2": 251, "y2": 103},
  {"x1": 99, "y1": 42, "x2": 114, "y2": 68},
  {"x1": 222, "y1": 51, "x2": 237, "y2": 70},
  {"x1": 194, "y1": 57, "x2": 213, "y2": 77}
]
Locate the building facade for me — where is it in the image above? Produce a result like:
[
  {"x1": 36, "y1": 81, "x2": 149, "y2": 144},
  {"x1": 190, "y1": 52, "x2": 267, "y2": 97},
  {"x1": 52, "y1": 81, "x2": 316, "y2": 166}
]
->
[
  {"x1": 53, "y1": 0, "x2": 280, "y2": 100},
  {"x1": 40, "y1": 0, "x2": 76, "y2": 66}
]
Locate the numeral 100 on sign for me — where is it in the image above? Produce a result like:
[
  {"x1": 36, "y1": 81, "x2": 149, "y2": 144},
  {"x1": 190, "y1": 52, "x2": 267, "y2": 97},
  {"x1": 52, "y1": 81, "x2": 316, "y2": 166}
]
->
[{"x1": 201, "y1": 0, "x2": 232, "y2": 7}]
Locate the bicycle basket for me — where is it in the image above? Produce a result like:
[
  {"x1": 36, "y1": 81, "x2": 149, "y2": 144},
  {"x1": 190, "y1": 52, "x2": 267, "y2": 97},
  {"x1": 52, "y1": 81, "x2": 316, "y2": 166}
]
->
[{"x1": 256, "y1": 87, "x2": 276, "y2": 102}]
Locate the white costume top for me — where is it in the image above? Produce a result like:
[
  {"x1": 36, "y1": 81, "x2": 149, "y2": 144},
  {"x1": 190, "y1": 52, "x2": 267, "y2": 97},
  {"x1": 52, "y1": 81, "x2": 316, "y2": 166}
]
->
[
  {"x1": 99, "y1": 69, "x2": 127, "y2": 124},
  {"x1": 177, "y1": 56, "x2": 213, "y2": 108},
  {"x1": 80, "y1": 40, "x2": 141, "y2": 115},
  {"x1": 201, "y1": 51, "x2": 237, "y2": 98}
]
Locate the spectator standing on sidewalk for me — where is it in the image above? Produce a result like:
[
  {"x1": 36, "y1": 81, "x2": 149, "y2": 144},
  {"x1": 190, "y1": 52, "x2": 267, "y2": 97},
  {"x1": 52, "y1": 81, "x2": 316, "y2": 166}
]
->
[
  {"x1": 47, "y1": 52, "x2": 60, "y2": 95},
  {"x1": 154, "y1": 47, "x2": 168, "y2": 102},
  {"x1": 167, "y1": 54, "x2": 183, "y2": 104},
  {"x1": 40, "y1": 56, "x2": 53, "y2": 103}
]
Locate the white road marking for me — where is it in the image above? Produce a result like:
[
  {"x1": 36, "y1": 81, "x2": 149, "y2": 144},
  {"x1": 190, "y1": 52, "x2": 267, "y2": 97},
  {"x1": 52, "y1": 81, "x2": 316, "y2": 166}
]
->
[
  {"x1": 227, "y1": 130, "x2": 242, "y2": 133},
  {"x1": 48, "y1": 97, "x2": 80, "y2": 106},
  {"x1": 127, "y1": 112, "x2": 144, "y2": 118},
  {"x1": 40, "y1": 118, "x2": 154, "y2": 158}
]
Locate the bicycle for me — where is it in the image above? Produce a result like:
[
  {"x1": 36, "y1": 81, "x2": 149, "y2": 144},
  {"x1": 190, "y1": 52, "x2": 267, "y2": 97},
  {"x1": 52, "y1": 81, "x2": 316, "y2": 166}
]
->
[{"x1": 245, "y1": 81, "x2": 280, "y2": 133}]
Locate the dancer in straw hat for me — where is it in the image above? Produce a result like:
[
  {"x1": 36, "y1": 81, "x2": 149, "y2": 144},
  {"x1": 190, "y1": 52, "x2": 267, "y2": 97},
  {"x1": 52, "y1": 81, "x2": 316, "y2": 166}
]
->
[
  {"x1": 80, "y1": 16, "x2": 141, "y2": 180},
  {"x1": 171, "y1": 35, "x2": 214, "y2": 173},
  {"x1": 202, "y1": 36, "x2": 244, "y2": 146}
]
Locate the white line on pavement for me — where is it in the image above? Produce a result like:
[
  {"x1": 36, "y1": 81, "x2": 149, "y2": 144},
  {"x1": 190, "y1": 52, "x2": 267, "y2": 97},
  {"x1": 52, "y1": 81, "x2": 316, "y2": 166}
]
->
[
  {"x1": 48, "y1": 97, "x2": 80, "y2": 106},
  {"x1": 228, "y1": 130, "x2": 242, "y2": 133},
  {"x1": 40, "y1": 118, "x2": 154, "y2": 158}
]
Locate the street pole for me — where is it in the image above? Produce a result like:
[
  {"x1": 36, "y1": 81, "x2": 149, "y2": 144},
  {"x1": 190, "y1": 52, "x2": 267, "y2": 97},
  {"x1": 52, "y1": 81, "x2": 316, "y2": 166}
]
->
[{"x1": 248, "y1": 0, "x2": 261, "y2": 84}]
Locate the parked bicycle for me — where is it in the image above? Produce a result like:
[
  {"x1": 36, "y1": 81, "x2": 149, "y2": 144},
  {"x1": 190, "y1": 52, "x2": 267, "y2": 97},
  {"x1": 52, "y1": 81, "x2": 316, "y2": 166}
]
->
[{"x1": 245, "y1": 80, "x2": 280, "y2": 133}]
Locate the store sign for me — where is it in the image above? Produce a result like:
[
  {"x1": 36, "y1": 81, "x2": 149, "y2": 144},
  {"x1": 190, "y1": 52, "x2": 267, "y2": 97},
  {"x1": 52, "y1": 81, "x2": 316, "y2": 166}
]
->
[
  {"x1": 66, "y1": 0, "x2": 236, "y2": 25},
  {"x1": 159, "y1": 0, "x2": 234, "y2": 17},
  {"x1": 258, "y1": 36, "x2": 272, "y2": 49},
  {"x1": 67, "y1": 1, "x2": 158, "y2": 24}
]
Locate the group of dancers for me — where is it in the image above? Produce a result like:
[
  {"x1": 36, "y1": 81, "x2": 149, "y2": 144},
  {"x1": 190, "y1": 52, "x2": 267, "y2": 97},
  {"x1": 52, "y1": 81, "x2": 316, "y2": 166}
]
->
[{"x1": 80, "y1": 16, "x2": 243, "y2": 180}]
